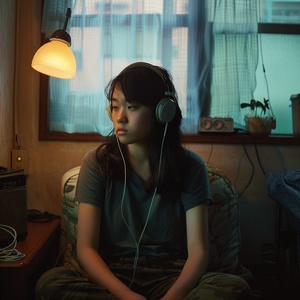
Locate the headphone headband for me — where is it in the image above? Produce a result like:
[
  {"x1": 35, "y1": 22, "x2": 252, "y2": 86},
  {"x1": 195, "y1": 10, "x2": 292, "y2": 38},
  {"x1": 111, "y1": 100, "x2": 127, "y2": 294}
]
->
[{"x1": 119, "y1": 62, "x2": 175, "y2": 97}]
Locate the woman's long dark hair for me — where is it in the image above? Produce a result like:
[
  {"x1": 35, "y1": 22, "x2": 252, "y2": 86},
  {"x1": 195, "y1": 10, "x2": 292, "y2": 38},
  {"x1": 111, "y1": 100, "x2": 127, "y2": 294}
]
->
[{"x1": 97, "y1": 62, "x2": 187, "y2": 201}]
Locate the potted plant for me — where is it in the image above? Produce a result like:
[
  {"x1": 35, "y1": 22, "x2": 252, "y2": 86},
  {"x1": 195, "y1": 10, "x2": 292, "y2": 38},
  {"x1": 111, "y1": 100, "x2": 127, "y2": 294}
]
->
[{"x1": 240, "y1": 98, "x2": 276, "y2": 135}]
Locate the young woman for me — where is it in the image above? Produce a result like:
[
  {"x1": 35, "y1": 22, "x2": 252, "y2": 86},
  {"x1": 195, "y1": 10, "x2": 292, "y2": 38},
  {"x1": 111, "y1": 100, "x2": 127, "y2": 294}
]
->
[{"x1": 36, "y1": 62, "x2": 251, "y2": 300}]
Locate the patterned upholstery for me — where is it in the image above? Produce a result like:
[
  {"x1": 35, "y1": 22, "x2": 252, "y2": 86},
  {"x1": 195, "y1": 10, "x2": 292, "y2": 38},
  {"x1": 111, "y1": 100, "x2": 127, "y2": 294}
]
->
[
  {"x1": 61, "y1": 166, "x2": 80, "y2": 259},
  {"x1": 61, "y1": 165, "x2": 251, "y2": 280},
  {"x1": 206, "y1": 165, "x2": 243, "y2": 274}
]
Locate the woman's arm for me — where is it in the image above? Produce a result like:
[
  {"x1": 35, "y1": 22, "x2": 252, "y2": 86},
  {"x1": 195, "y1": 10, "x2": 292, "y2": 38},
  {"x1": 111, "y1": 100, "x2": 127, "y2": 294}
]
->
[
  {"x1": 161, "y1": 204, "x2": 209, "y2": 300},
  {"x1": 76, "y1": 203, "x2": 146, "y2": 300}
]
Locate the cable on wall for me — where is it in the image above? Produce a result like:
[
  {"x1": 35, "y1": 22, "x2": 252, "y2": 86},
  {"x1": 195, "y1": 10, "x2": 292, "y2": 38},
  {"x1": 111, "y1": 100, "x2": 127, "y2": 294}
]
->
[
  {"x1": 257, "y1": 0, "x2": 276, "y2": 122},
  {"x1": 206, "y1": 142, "x2": 214, "y2": 165},
  {"x1": 13, "y1": 0, "x2": 21, "y2": 149},
  {"x1": 237, "y1": 142, "x2": 255, "y2": 200},
  {"x1": 255, "y1": 146, "x2": 266, "y2": 175}
]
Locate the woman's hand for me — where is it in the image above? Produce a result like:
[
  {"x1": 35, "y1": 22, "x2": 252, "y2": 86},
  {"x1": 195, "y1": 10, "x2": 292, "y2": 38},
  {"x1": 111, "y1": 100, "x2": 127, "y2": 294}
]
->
[{"x1": 120, "y1": 290, "x2": 147, "y2": 300}]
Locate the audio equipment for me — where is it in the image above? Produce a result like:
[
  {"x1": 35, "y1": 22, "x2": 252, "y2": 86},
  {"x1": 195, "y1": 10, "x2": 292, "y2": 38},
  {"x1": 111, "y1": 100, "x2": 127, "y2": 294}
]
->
[
  {"x1": 0, "y1": 170, "x2": 26, "y2": 190},
  {"x1": 0, "y1": 169, "x2": 27, "y2": 245},
  {"x1": 116, "y1": 119, "x2": 168, "y2": 288},
  {"x1": 0, "y1": 186, "x2": 27, "y2": 245},
  {"x1": 199, "y1": 117, "x2": 234, "y2": 133},
  {"x1": 108, "y1": 62, "x2": 176, "y2": 124}
]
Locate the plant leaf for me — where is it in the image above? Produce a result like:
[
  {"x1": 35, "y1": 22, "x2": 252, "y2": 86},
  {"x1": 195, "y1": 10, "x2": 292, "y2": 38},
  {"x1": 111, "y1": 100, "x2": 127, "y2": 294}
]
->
[
  {"x1": 250, "y1": 99, "x2": 256, "y2": 110},
  {"x1": 240, "y1": 103, "x2": 251, "y2": 109},
  {"x1": 264, "y1": 98, "x2": 270, "y2": 110},
  {"x1": 255, "y1": 100, "x2": 266, "y2": 115}
]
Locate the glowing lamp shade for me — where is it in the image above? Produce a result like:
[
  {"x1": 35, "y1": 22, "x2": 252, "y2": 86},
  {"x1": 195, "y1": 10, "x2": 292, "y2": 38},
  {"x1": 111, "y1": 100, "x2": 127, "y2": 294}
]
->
[
  {"x1": 32, "y1": 38, "x2": 76, "y2": 79},
  {"x1": 31, "y1": 8, "x2": 76, "y2": 79}
]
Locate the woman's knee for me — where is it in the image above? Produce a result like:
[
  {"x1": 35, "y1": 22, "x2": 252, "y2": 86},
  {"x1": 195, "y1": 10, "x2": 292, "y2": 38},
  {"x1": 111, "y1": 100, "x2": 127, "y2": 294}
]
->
[
  {"x1": 185, "y1": 272, "x2": 252, "y2": 300},
  {"x1": 36, "y1": 267, "x2": 67, "y2": 300},
  {"x1": 36, "y1": 266, "x2": 114, "y2": 300}
]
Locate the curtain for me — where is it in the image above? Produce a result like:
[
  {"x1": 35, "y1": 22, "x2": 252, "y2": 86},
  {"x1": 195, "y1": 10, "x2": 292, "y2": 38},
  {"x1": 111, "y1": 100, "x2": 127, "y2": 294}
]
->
[
  {"x1": 42, "y1": 0, "x2": 258, "y2": 135},
  {"x1": 208, "y1": 0, "x2": 259, "y2": 129}
]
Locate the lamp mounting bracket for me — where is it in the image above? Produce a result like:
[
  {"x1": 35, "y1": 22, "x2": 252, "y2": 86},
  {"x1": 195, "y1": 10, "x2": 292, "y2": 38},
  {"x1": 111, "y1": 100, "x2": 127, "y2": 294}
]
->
[{"x1": 63, "y1": 8, "x2": 72, "y2": 31}]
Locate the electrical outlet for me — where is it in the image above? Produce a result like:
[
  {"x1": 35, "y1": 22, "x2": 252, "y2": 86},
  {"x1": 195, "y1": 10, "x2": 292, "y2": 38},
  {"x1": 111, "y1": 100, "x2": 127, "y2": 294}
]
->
[{"x1": 11, "y1": 149, "x2": 28, "y2": 174}]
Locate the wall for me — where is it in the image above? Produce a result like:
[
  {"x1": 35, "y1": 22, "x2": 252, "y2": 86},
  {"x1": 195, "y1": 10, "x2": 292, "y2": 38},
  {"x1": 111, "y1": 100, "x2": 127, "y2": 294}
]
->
[
  {"x1": 12, "y1": 0, "x2": 300, "y2": 266},
  {"x1": 0, "y1": 0, "x2": 16, "y2": 167},
  {"x1": 187, "y1": 143, "x2": 300, "y2": 265}
]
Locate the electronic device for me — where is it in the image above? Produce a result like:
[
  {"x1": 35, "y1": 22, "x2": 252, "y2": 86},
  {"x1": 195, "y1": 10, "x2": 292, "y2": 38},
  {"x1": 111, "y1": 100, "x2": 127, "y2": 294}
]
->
[
  {"x1": 0, "y1": 169, "x2": 27, "y2": 245},
  {"x1": 0, "y1": 168, "x2": 26, "y2": 190},
  {"x1": 107, "y1": 62, "x2": 176, "y2": 124},
  {"x1": 199, "y1": 117, "x2": 234, "y2": 133}
]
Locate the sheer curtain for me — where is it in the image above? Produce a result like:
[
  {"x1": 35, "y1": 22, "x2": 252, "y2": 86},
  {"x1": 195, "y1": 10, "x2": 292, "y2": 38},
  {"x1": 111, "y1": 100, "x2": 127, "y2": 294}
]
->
[
  {"x1": 208, "y1": 0, "x2": 259, "y2": 129},
  {"x1": 42, "y1": 0, "x2": 258, "y2": 135}
]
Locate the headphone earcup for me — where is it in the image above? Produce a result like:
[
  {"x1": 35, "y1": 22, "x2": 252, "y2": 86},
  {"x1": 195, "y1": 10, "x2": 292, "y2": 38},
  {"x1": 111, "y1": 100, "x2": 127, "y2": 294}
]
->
[
  {"x1": 155, "y1": 98, "x2": 176, "y2": 124},
  {"x1": 106, "y1": 106, "x2": 112, "y2": 121}
]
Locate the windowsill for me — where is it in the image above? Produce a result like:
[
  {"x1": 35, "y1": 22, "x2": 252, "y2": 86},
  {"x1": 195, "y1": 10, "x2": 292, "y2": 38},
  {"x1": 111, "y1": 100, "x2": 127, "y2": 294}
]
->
[
  {"x1": 182, "y1": 132, "x2": 300, "y2": 145},
  {"x1": 39, "y1": 131, "x2": 300, "y2": 145}
]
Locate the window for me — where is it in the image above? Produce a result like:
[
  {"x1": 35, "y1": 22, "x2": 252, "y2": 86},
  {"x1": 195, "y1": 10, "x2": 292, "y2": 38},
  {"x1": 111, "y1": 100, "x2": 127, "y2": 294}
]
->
[
  {"x1": 255, "y1": 0, "x2": 300, "y2": 135},
  {"x1": 39, "y1": 0, "x2": 300, "y2": 142},
  {"x1": 41, "y1": 0, "x2": 197, "y2": 140}
]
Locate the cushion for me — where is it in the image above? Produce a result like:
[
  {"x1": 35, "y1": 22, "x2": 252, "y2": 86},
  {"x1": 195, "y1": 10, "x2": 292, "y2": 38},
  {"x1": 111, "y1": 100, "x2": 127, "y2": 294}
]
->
[
  {"x1": 206, "y1": 165, "x2": 241, "y2": 273},
  {"x1": 61, "y1": 164, "x2": 250, "y2": 280},
  {"x1": 61, "y1": 166, "x2": 80, "y2": 259}
]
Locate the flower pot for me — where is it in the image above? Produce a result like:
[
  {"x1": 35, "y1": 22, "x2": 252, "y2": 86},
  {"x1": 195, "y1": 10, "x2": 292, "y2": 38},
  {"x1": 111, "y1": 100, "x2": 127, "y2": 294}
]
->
[{"x1": 245, "y1": 116, "x2": 273, "y2": 136}]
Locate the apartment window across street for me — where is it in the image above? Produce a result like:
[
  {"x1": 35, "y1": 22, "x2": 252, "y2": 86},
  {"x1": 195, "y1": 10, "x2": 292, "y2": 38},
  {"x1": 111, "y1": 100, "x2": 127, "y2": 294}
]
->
[{"x1": 39, "y1": 0, "x2": 300, "y2": 142}]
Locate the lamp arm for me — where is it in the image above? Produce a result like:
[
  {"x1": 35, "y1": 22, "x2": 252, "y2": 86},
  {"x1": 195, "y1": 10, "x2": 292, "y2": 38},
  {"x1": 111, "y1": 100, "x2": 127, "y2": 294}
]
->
[
  {"x1": 63, "y1": 8, "x2": 72, "y2": 31},
  {"x1": 50, "y1": 8, "x2": 72, "y2": 46}
]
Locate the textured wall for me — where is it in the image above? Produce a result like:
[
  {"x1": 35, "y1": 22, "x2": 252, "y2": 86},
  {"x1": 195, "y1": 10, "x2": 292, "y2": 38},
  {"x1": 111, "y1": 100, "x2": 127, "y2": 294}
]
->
[{"x1": 0, "y1": 0, "x2": 16, "y2": 168}]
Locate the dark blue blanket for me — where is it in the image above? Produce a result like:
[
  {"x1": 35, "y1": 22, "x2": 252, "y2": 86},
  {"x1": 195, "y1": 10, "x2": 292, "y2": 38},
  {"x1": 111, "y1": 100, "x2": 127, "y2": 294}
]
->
[
  {"x1": 266, "y1": 170, "x2": 300, "y2": 268},
  {"x1": 266, "y1": 170, "x2": 300, "y2": 232}
]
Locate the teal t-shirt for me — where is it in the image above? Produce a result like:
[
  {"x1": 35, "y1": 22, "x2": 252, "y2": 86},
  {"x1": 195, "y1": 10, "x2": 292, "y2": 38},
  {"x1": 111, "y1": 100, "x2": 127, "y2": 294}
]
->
[{"x1": 75, "y1": 147, "x2": 211, "y2": 261}]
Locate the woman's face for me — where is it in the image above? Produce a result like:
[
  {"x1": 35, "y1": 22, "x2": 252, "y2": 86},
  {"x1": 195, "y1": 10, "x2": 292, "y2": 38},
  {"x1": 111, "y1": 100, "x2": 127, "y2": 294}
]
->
[{"x1": 111, "y1": 85, "x2": 153, "y2": 146}]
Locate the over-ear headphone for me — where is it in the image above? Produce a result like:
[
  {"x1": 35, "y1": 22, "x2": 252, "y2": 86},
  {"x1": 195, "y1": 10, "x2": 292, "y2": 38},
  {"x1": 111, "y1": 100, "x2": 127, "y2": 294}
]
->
[{"x1": 107, "y1": 62, "x2": 176, "y2": 124}]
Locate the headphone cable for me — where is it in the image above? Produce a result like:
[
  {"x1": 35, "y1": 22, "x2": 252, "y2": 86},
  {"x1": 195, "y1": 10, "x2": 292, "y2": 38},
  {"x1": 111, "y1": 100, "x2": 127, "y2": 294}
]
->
[{"x1": 117, "y1": 123, "x2": 168, "y2": 287}]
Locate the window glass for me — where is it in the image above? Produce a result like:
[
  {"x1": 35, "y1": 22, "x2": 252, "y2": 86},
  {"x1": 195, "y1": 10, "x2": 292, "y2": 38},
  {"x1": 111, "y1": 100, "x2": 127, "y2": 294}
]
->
[
  {"x1": 259, "y1": 0, "x2": 300, "y2": 24},
  {"x1": 256, "y1": 0, "x2": 300, "y2": 134},
  {"x1": 255, "y1": 34, "x2": 300, "y2": 134}
]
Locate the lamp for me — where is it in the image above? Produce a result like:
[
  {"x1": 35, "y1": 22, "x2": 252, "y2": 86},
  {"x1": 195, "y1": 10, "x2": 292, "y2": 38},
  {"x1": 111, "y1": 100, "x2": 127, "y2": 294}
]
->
[{"x1": 31, "y1": 8, "x2": 76, "y2": 79}]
